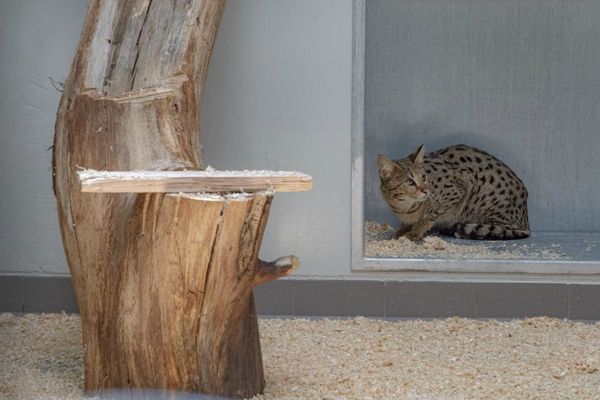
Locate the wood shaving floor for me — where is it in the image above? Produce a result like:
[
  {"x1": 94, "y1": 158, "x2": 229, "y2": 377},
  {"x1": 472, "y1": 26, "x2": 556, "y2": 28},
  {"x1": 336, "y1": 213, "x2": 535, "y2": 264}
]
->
[
  {"x1": 1, "y1": 313, "x2": 600, "y2": 399},
  {"x1": 365, "y1": 221, "x2": 569, "y2": 260}
]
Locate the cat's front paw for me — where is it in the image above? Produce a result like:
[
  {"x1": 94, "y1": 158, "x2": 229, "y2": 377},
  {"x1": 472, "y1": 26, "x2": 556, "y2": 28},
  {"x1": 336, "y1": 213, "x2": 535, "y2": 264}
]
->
[
  {"x1": 405, "y1": 230, "x2": 424, "y2": 241},
  {"x1": 393, "y1": 226, "x2": 411, "y2": 239}
]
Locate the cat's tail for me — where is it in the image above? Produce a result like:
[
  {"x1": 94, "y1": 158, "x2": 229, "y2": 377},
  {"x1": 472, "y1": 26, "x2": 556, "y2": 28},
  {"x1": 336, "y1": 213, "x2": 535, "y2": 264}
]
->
[{"x1": 450, "y1": 223, "x2": 530, "y2": 240}]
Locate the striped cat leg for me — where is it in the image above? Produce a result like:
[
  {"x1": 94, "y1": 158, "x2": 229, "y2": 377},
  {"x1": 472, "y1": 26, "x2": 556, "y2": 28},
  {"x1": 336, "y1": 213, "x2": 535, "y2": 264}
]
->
[
  {"x1": 405, "y1": 219, "x2": 436, "y2": 241},
  {"x1": 393, "y1": 225, "x2": 412, "y2": 239}
]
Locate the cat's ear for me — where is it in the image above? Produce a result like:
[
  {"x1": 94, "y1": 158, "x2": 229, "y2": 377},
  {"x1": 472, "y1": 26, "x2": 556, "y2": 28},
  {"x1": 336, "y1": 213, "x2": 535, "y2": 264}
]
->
[
  {"x1": 408, "y1": 144, "x2": 426, "y2": 165},
  {"x1": 377, "y1": 155, "x2": 397, "y2": 179}
]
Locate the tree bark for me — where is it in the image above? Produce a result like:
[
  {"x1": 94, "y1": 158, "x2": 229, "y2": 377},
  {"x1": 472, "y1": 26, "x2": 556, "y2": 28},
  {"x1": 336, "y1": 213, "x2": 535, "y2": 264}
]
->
[{"x1": 52, "y1": 1, "x2": 296, "y2": 397}]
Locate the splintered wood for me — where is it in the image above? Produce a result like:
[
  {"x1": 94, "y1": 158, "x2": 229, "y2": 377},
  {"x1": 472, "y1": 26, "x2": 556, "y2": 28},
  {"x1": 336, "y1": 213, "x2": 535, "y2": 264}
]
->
[
  {"x1": 2, "y1": 313, "x2": 600, "y2": 400},
  {"x1": 77, "y1": 169, "x2": 313, "y2": 193},
  {"x1": 365, "y1": 221, "x2": 566, "y2": 260},
  {"x1": 53, "y1": 0, "x2": 309, "y2": 396}
]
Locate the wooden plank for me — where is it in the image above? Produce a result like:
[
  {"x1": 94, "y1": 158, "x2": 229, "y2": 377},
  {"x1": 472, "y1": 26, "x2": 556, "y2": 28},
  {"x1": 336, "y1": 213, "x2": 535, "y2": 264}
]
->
[{"x1": 78, "y1": 169, "x2": 313, "y2": 193}]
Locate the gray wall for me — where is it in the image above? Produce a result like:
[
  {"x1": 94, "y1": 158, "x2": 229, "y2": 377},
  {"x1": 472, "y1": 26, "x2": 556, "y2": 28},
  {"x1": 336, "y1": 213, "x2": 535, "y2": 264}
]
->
[
  {"x1": 0, "y1": 0, "x2": 87, "y2": 275},
  {"x1": 364, "y1": 0, "x2": 600, "y2": 233},
  {"x1": 0, "y1": 0, "x2": 353, "y2": 277}
]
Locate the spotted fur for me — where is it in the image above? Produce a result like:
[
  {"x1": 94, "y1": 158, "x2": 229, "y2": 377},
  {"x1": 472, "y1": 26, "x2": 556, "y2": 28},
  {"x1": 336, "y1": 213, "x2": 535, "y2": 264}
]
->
[{"x1": 377, "y1": 144, "x2": 530, "y2": 241}]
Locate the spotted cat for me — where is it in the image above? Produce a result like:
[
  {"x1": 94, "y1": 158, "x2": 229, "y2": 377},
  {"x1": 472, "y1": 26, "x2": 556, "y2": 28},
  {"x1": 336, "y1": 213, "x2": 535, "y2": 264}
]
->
[{"x1": 377, "y1": 144, "x2": 530, "y2": 241}]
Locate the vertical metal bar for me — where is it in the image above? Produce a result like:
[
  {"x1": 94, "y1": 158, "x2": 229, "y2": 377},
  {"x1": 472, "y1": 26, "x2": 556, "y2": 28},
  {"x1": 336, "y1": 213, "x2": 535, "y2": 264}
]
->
[{"x1": 351, "y1": 0, "x2": 366, "y2": 271}]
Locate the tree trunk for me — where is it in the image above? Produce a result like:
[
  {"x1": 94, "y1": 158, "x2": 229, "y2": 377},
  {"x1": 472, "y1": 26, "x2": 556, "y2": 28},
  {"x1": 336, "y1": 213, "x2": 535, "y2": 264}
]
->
[{"x1": 52, "y1": 1, "x2": 297, "y2": 397}]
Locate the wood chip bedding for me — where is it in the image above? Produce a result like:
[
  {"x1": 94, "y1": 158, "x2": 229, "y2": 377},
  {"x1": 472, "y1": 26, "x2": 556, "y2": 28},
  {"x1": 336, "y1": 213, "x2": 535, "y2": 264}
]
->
[
  {"x1": 2, "y1": 313, "x2": 599, "y2": 399},
  {"x1": 364, "y1": 221, "x2": 566, "y2": 260}
]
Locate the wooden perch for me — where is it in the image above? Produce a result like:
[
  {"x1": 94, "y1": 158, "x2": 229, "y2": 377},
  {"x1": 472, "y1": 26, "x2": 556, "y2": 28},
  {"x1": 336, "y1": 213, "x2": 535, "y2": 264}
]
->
[
  {"x1": 52, "y1": 1, "x2": 309, "y2": 398},
  {"x1": 78, "y1": 169, "x2": 313, "y2": 193}
]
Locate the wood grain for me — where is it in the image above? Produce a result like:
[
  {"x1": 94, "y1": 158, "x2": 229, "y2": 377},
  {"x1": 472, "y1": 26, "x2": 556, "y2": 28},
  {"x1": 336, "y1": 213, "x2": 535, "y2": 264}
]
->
[
  {"x1": 52, "y1": 1, "x2": 303, "y2": 397},
  {"x1": 78, "y1": 169, "x2": 313, "y2": 193}
]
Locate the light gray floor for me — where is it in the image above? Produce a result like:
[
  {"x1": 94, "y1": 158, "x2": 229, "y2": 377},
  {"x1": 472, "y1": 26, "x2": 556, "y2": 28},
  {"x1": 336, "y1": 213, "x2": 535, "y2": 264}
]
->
[
  {"x1": 363, "y1": 231, "x2": 600, "y2": 275},
  {"x1": 367, "y1": 228, "x2": 600, "y2": 261},
  {"x1": 420, "y1": 232, "x2": 600, "y2": 262},
  {"x1": 493, "y1": 232, "x2": 599, "y2": 262}
]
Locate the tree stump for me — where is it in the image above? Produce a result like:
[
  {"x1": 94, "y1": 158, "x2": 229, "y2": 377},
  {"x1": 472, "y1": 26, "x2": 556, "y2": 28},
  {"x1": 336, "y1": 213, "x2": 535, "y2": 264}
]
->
[{"x1": 52, "y1": 1, "x2": 307, "y2": 397}]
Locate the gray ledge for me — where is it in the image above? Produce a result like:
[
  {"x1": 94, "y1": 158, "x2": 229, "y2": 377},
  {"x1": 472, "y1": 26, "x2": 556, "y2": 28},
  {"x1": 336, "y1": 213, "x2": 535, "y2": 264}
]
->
[{"x1": 1, "y1": 276, "x2": 599, "y2": 320}]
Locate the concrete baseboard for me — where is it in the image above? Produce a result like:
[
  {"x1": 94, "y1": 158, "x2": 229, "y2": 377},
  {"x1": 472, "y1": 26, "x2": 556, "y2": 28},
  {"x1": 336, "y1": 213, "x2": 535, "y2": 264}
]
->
[{"x1": 1, "y1": 276, "x2": 599, "y2": 319}]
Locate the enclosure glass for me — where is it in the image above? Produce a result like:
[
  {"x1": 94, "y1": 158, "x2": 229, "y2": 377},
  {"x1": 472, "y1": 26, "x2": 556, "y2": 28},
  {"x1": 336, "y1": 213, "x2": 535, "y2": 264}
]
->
[{"x1": 352, "y1": 0, "x2": 600, "y2": 274}]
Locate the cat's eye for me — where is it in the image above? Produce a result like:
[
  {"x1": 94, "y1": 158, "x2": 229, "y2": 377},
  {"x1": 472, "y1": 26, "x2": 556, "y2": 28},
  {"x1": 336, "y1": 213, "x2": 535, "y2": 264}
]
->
[
  {"x1": 422, "y1": 174, "x2": 427, "y2": 181},
  {"x1": 406, "y1": 178, "x2": 415, "y2": 185}
]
